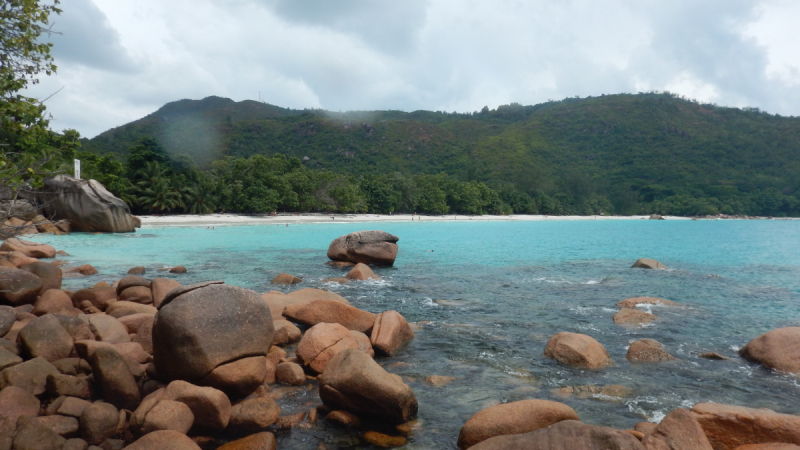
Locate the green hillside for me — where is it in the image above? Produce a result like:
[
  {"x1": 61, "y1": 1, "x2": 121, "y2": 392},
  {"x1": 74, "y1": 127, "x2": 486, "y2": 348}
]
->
[{"x1": 79, "y1": 92, "x2": 800, "y2": 216}]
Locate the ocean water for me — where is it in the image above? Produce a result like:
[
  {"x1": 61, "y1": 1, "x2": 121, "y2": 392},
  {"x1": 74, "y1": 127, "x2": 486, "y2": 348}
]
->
[{"x1": 31, "y1": 219, "x2": 800, "y2": 449}]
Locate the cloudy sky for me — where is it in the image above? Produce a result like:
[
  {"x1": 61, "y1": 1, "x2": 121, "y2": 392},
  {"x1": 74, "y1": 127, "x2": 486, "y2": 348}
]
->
[{"x1": 23, "y1": 0, "x2": 800, "y2": 138}]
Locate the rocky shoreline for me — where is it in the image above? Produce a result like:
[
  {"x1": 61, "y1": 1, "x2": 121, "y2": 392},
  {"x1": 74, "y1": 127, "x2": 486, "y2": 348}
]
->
[{"x1": 1, "y1": 232, "x2": 800, "y2": 449}]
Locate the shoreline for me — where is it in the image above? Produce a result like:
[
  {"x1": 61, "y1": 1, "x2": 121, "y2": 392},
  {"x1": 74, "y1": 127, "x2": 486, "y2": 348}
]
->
[{"x1": 139, "y1": 213, "x2": 698, "y2": 227}]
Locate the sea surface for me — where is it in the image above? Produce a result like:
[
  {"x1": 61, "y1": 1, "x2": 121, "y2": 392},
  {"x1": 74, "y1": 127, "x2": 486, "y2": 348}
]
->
[{"x1": 31, "y1": 219, "x2": 800, "y2": 449}]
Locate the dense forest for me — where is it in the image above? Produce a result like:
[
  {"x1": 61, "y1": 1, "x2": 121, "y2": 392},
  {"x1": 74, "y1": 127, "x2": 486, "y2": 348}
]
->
[{"x1": 74, "y1": 92, "x2": 800, "y2": 216}]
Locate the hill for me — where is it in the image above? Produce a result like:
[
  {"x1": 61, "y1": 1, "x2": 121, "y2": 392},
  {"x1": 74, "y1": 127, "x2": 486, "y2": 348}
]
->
[{"x1": 80, "y1": 92, "x2": 800, "y2": 216}]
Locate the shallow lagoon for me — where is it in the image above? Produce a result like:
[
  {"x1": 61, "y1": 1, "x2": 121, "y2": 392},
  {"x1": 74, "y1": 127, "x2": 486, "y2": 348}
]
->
[{"x1": 32, "y1": 219, "x2": 800, "y2": 449}]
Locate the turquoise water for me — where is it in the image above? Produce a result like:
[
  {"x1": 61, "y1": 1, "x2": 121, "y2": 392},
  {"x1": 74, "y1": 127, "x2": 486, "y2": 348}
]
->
[{"x1": 32, "y1": 219, "x2": 800, "y2": 449}]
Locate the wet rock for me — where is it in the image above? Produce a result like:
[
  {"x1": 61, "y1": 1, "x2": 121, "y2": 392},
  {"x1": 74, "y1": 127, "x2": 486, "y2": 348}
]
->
[
  {"x1": 544, "y1": 332, "x2": 613, "y2": 369},
  {"x1": 297, "y1": 322, "x2": 360, "y2": 373},
  {"x1": 327, "y1": 230, "x2": 399, "y2": 266},
  {"x1": 197, "y1": 356, "x2": 267, "y2": 398},
  {"x1": 88, "y1": 315, "x2": 130, "y2": 344},
  {"x1": 627, "y1": 340, "x2": 677, "y2": 362},
  {"x1": 80, "y1": 402, "x2": 119, "y2": 445},
  {"x1": 350, "y1": 330, "x2": 375, "y2": 357},
  {"x1": 18, "y1": 314, "x2": 73, "y2": 361},
  {"x1": 12, "y1": 416, "x2": 67, "y2": 450},
  {"x1": 0, "y1": 386, "x2": 40, "y2": 436},
  {"x1": 19, "y1": 261, "x2": 62, "y2": 292},
  {"x1": 271, "y1": 273, "x2": 302, "y2": 285},
  {"x1": 106, "y1": 301, "x2": 157, "y2": 318},
  {"x1": 371, "y1": 310, "x2": 415, "y2": 356},
  {"x1": 272, "y1": 319, "x2": 302, "y2": 345},
  {"x1": 90, "y1": 347, "x2": 141, "y2": 410},
  {"x1": 0, "y1": 356, "x2": 59, "y2": 394},
  {"x1": 122, "y1": 430, "x2": 201, "y2": 450},
  {"x1": 327, "y1": 410, "x2": 361, "y2": 427},
  {"x1": 424, "y1": 375, "x2": 456, "y2": 387},
  {"x1": 691, "y1": 402, "x2": 800, "y2": 449},
  {"x1": 319, "y1": 348, "x2": 417, "y2": 424},
  {"x1": 613, "y1": 309, "x2": 656, "y2": 326},
  {"x1": 47, "y1": 373, "x2": 90, "y2": 398},
  {"x1": 163, "y1": 380, "x2": 231, "y2": 431},
  {"x1": 216, "y1": 432, "x2": 276, "y2": 450},
  {"x1": 228, "y1": 396, "x2": 281, "y2": 432},
  {"x1": 63, "y1": 264, "x2": 98, "y2": 276},
  {"x1": 642, "y1": 408, "x2": 713, "y2": 450},
  {"x1": 274, "y1": 411, "x2": 306, "y2": 429},
  {"x1": 0, "y1": 237, "x2": 56, "y2": 258},
  {"x1": 363, "y1": 431, "x2": 407, "y2": 448},
  {"x1": 153, "y1": 283, "x2": 274, "y2": 384},
  {"x1": 283, "y1": 299, "x2": 377, "y2": 333},
  {"x1": 740, "y1": 327, "x2": 800, "y2": 374},
  {"x1": 457, "y1": 399, "x2": 580, "y2": 449},
  {"x1": 346, "y1": 263, "x2": 379, "y2": 281},
  {"x1": 32, "y1": 290, "x2": 77, "y2": 316},
  {"x1": 632, "y1": 258, "x2": 668, "y2": 269},
  {"x1": 469, "y1": 420, "x2": 645, "y2": 450},
  {"x1": 276, "y1": 362, "x2": 306, "y2": 385},
  {"x1": 127, "y1": 267, "x2": 145, "y2": 275},
  {"x1": 616, "y1": 297, "x2": 680, "y2": 309},
  {"x1": 149, "y1": 278, "x2": 181, "y2": 308},
  {"x1": 72, "y1": 287, "x2": 117, "y2": 311},
  {"x1": 118, "y1": 286, "x2": 153, "y2": 305},
  {"x1": 141, "y1": 399, "x2": 194, "y2": 434},
  {"x1": 169, "y1": 266, "x2": 187, "y2": 274},
  {"x1": 698, "y1": 352, "x2": 730, "y2": 360},
  {"x1": 0, "y1": 266, "x2": 42, "y2": 305}
]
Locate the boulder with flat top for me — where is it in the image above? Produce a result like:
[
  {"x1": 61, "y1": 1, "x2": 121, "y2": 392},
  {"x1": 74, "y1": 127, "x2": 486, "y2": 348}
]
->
[{"x1": 327, "y1": 230, "x2": 399, "y2": 266}]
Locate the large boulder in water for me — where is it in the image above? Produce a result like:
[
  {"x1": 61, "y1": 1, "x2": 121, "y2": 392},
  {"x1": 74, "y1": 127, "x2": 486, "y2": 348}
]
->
[
  {"x1": 739, "y1": 327, "x2": 800, "y2": 374},
  {"x1": 327, "y1": 230, "x2": 399, "y2": 266},
  {"x1": 457, "y1": 399, "x2": 580, "y2": 449},
  {"x1": 544, "y1": 332, "x2": 613, "y2": 369},
  {"x1": 691, "y1": 402, "x2": 800, "y2": 449},
  {"x1": 468, "y1": 420, "x2": 645, "y2": 450},
  {"x1": 319, "y1": 348, "x2": 417, "y2": 424},
  {"x1": 153, "y1": 281, "x2": 275, "y2": 390},
  {"x1": 38, "y1": 175, "x2": 136, "y2": 232}
]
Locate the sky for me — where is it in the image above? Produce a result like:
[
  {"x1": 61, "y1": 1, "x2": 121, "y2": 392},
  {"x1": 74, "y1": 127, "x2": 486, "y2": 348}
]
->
[{"x1": 22, "y1": 0, "x2": 800, "y2": 138}]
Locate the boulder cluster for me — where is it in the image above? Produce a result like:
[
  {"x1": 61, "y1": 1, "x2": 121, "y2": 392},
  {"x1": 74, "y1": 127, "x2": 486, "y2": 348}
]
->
[{"x1": 0, "y1": 234, "x2": 418, "y2": 449}]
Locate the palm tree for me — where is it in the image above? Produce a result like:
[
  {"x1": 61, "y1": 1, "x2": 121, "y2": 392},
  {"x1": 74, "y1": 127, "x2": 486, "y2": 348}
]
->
[
  {"x1": 138, "y1": 177, "x2": 184, "y2": 213},
  {"x1": 182, "y1": 183, "x2": 215, "y2": 214}
]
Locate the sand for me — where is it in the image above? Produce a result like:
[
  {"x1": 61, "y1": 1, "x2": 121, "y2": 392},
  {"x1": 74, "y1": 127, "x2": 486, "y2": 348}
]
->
[{"x1": 138, "y1": 213, "x2": 691, "y2": 227}]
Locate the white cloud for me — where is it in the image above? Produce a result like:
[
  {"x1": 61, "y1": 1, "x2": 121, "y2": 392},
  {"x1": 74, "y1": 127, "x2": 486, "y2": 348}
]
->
[{"x1": 22, "y1": 0, "x2": 800, "y2": 138}]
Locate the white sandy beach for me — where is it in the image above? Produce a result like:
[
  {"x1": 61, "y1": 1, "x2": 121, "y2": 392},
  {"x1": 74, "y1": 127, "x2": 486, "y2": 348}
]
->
[{"x1": 138, "y1": 213, "x2": 692, "y2": 227}]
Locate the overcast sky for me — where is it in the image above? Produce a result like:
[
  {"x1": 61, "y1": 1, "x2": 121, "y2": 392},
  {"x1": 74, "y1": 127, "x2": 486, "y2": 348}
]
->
[{"x1": 23, "y1": 0, "x2": 800, "y2": 138}]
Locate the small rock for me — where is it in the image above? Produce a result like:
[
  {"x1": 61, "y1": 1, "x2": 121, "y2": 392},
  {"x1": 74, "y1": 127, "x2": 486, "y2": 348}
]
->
[
  {"x1": 215, "y1": 432, "x2": 276, "y2": 450},
  {"x1": 88, "y1": 315, "x2": 130, "y2": 344},
  {"x1": 79, "y1": 402, "x2": 119, "y2": 445},
  {"x1": 163, "y1": 380, "x2": 231, "y2": 431},
  {"x1": 46, "y1": 373, "x2": 90, "y2": 398},
  {"x1": 350, "y1": 330, "x2": 375, "y2": 357},
  {"x1": 627, "y1": 340, "x2": 677, "y2": 362},
  {"x1": 274, "y1": 411, "x2": 306, "y2": 429},
  {"x1": 698, "y1": 352, "x2": 730, "y2": 360},
  {"x1": 169, "y1": 266, "x2": 187, "y2": 274},
  {"x1": 89, "y1": 347, "x2": 141, "y2": 410},
  {"x1": 283, "y1": 299, "x2": 377, "y2": 333},
  {"x1": 64, "y1": 264, "x2": 98, "y2": 276},
  {"x1": 425, "y1": 375, "x2": 456, "y2": 387},
  {"x1": 544, "y1": 332, "x2": 613, "y2": 369},
  {"x1": 228, "y1": 397, "x2": 281, "y2": 432},
  {"x1": 12, "y1": 416, "x2": 66, "y2": 450},
  {"x1": 271, "y1": 273, "x2": 302, "y2": 285},
  {"x1": 326, "y1": 410, "x2": 361, "y2": 427},
  {"x1": 121, "y1": 430, "x2": 200, "y2": 450},
  {"x1": 0, "y1": 356, "x2": 59, "y2": 394},
  {"x1": 0, "y1": 386, "x2": 40, "y2": 436},
  {"x1": 198, "y1": 356, "x2": 267, "y2": 398},
  {"x1": 18, "y1": 313, "x2": 74, "y2": 361},
  {"x1": 127, "y1": 267, "x2": 145, "y2": 275},
  {"x1": 272, "y1": 320, "x2": 302, "y2": 345},
  {"x1": 72, "y1": 287, "x2": 116, "y2": 311},
  {"x1": 276, "y1": 362, "x2": 306, "y2": 386},
  {"x1": 346, "y1": 263, "x2": 379, "y2": 281},
  {"x1": 613, "y1": 308, "x2": 656, "y2": 326},
  {"x1": 616, "y1": 297, "x2": 680, "y2": 308},
  {"x1": 118, "y1": 286, "x2": 153, "y2": 305},
  {"x1": 149, "y1": 278, "x2": 181, "y2": 308},
  {"x1": 297, "y1": 322, "x2": 359, "y2": 373},
  {"x1": 632, "y1": 258, "x2": 668, "y2": 269},
  {"x1": 33, "y1": 415, "x2": 80, "y2": 437},
  {"x1": 32, "y1": 290, "x2": 76, "y2": 316},
  {"x1": 57, "y1": 397, "x2": 92, "y2": 418},
  {"x1": 141, "y1": 399, "x2": 194, "y2": 434},
  {"x1": 363, "y1": 431, "x2": 407, "y2": 448}
]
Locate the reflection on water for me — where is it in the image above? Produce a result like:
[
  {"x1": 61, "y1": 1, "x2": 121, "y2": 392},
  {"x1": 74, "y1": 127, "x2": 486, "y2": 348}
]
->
[{"x1": 32, "y1": 220, "x2": 800, "y2": 449}]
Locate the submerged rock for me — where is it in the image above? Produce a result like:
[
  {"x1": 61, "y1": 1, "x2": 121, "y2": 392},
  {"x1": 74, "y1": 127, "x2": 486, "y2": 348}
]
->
[
  {"x1": 328, "y1": 230, "x2": 399, "y2": 266},
  {"x1": 613, "y1": 308, "x2": 656, "y2": 326},
  {"x1": 627, "y1": 339, "x2": 677, "y2": 362},
  {"x1": 271, "y1": 273, "x2": 302, "y2": 285},
  {"x1": 632, "y1": 258, "x2": 668, "y2": 269},
  {"x1": 616, "y1": 297, "x2": 680, "y2": 308}
]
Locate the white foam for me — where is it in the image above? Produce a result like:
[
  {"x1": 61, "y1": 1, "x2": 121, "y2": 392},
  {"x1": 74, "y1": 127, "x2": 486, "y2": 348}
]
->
[{"x1": 421, "y1": 297, "x2": 439, "y2": 307}]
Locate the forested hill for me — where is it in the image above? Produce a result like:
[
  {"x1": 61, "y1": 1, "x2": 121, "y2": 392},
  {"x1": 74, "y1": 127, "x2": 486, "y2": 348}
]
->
[{"x1": 80, "y1": 92, "x2": 800, "y2": 216}]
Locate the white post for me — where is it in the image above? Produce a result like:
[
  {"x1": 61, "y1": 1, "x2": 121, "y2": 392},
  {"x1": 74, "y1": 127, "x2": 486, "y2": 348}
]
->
[{"x1": 74, "y1": 159, "x2": 81, "y2": 179}]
